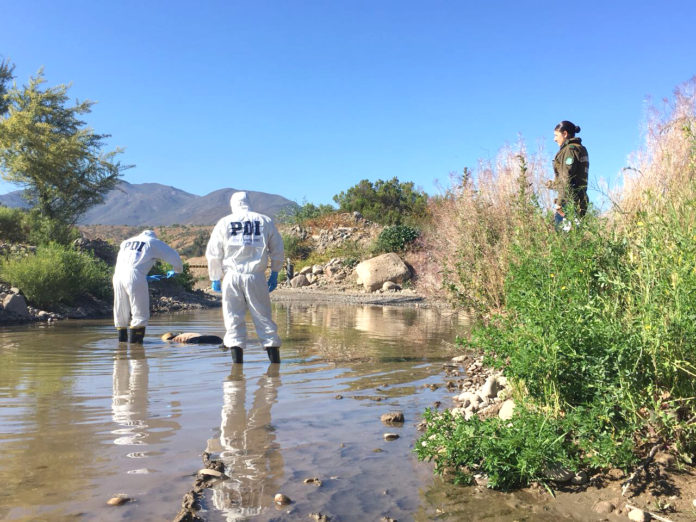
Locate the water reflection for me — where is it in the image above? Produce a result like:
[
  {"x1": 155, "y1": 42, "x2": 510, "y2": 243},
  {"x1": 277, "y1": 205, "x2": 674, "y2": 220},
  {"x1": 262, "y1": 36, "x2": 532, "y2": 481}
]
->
[
  {"x1": 111, "y1": 345, "x2": 149, "y2": 447},
  {"x1": 111, "y1": 344, "x2": 180, "y2": 470},
  {"x1": 206, "y1": 364, "x2": 283, "y2": 520}
]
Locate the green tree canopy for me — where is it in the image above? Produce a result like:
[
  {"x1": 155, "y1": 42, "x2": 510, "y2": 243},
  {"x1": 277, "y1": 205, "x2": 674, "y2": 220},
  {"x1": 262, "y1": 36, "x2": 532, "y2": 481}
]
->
[
  {"x1": 0, "y1": 68, "x2": 131, "y2": 236},
  {"x1": 332, "y1": 177, "x2": 428, "y2": 225},
  {"x1": 0, "y1": 59, "x2": 15, "y2": 116}
]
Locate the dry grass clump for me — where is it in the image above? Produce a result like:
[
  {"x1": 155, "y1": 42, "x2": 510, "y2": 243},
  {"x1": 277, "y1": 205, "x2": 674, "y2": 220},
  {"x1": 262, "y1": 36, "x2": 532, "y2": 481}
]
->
[
  {"x1": 304, "y1": 211, "x2": 362, "y2": 230},
  {"x1": 612, "y1": 78, "x2": 696, "y2": 224},
  {"x1": 417, "y1": 141, "x2": 552, "y2": 313}
]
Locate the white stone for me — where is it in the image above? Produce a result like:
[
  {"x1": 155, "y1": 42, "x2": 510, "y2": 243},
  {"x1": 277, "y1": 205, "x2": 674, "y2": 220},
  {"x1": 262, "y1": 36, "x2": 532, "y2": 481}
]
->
[
  {"x1": 354, "y1": 253, "x2": 411, "y2": 292},
  {"x1": 481, "y1": 376, "x2": 501, "y2": 399},
  {"x1": 627, "y1": 508, "x2": 648, "y2": 522},
  {"x1": 498, "y1": 399, "x2": 515, "y2": 420},
  {"x1": 299, "y1": 266, "x2": 312, "y2": 275},
  {"x1": 312, "y1": 264, "x2": 324, "y2": 275},
  {"x1": 451, "y1": 356, "x2": 467, "y2": 364}
]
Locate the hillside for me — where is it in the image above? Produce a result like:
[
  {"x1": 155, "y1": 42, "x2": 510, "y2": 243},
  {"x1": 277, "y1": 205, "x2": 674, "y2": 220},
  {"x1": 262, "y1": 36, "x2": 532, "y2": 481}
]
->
[{"x1": 0, "y1": 181, "x2": 297, "y2": 226}]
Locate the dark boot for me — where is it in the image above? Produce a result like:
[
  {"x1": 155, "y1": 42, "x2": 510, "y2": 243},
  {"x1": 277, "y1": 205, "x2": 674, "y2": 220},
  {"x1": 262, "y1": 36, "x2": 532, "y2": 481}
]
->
[
  {"x1": 266, "y1": 347, "x2": 280, "y2": 363},
  {"x1": 231, "y1": 346, "x2": 243, "y2": 364},
  {"x1": 117, "y1": 328, "x2": 128, "y2": 342},
  {"x1": 128, "y1": 327, "x2": 146, "y2": 344}
]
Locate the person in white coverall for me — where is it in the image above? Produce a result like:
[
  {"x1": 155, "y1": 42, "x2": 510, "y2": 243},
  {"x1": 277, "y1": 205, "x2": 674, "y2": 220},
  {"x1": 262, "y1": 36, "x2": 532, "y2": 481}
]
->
[
  {"x1": 113, "y1": 229, "x2": 183, "y2": 343},
  {"x1": 206, "y1": 192, "x2": 284, "y2": 364}
]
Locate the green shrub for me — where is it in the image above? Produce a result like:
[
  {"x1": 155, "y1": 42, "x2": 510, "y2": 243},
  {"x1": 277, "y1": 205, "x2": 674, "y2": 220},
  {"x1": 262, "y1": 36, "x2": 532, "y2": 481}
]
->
[
  {"x1": 23, "y1": 209, "x2": 81, "y2": 246},
  {"x1": 150, "y1": 261, "x2": 196, "y2": 292},
  {"x1": 333, "y1": 177, "x2": 428, "y2": 226},
  {"x1": 277, "y1": 201, "x2": 335, "y2": 225},
  {"x1": 0, "y1": 242, "x2": 112, "y2": 309},
  {"x1": 282, "y1": 234, "x2": 312, "y2": 261},
  {"x1": 0, "y1": 206, "x2": 27, "y2": 242},
  {"x1": 374, "y1": 225, "x2": 419, "y2": 253}
]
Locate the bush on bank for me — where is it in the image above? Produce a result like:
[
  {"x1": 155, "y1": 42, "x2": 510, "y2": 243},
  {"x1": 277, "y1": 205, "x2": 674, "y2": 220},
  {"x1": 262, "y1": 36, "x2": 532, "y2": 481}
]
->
[
  {"x1": 0, "y1": 242, "x2": 113, "y2": 309},
  {"x1": 417, "y1": 79, "x2": 696, "y2": 489}
]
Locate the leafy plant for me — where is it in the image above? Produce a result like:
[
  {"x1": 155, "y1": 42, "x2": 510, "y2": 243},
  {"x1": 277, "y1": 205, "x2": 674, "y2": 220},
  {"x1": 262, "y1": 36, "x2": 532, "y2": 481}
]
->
[
  {"x1": 0, "y1": 242, "x2": 112, "y2": 308},
  {"x1": 333, "y1": 177, "x2": 428, "y2": 226},
  {"x1": 374, "y1": 225, "x2": 419, "y2": 253}
]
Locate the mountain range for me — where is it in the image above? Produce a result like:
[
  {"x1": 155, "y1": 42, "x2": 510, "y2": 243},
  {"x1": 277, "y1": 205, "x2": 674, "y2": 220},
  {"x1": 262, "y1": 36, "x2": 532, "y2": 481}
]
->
[{"x1": 0, "y1": 181, "x2": 298, "y2": 226}]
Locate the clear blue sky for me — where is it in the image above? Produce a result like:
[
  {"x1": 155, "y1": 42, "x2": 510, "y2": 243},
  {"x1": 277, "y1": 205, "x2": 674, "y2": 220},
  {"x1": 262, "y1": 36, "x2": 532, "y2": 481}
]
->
[{"x1": 1, "y1": 1, "x2": 695, "y2": 208}]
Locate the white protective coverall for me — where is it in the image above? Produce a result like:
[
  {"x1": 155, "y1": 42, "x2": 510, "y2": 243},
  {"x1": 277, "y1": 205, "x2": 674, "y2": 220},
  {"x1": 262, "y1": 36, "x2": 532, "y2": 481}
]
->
[
  {"x1": 206, "y1": 192, "x2": 284, "y2": 349},
  {"x1": 113, "y1": 230, "x2": 183, "y2": 328}
]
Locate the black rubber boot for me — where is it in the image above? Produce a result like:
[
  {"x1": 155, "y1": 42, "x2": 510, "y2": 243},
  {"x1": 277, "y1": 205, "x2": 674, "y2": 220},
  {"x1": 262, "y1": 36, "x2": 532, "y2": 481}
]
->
[
  {"x1": 128, "y1": 327, "x2": 146, "y2": 344},
  {"x1": 266, "y1": 347, "x2": 280, "y2": 363},
  {"x1": 231, "y1": 346, "x2": 243, "y2": 364},
  {"x1": 117, "y1": 328, "x2": 128, "y2": 342}
]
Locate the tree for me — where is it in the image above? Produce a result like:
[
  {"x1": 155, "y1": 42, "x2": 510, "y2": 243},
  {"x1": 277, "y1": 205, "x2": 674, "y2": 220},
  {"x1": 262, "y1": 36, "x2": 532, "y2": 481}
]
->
[
  {"x1": 0, "y1": 68, "x2": 131, "y2": 239},
  {"x1": 0, "y1": 58, "x2": 15, "y2": 116},
  {"x1": 332, "y1": 177, "x2": 428, "y2": 225}
]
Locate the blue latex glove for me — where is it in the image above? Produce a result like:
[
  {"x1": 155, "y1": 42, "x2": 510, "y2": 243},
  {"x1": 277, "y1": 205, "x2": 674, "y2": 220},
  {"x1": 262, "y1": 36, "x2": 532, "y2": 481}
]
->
[
  {"x1": 267, "y1": 271, "x2": 278, "y2": 293},
  {"x1": 146, "y1": 274, "x2": 163, "y2": 282},
  {"x1": 211, "y1": 280, "x2": 221, "y2": 293},
  {"x1": 166, "y1": 270, "x2": 176, "y2": 279}
]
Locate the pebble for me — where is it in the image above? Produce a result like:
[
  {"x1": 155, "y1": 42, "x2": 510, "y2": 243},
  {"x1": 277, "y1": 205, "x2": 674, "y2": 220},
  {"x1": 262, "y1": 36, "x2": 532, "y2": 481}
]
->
[
  {"x1": 304, "y1": 477, "x2": 322, "y2": 486},
  {"x1": 383, "y1": 433, "x2": 399, "y2": 441},
  {"x1": 274, "y1": 493, "x2": 292, "y2": 505},
  {"x1": 310, "y1": 513, "x2": 330, "y2": 521},
  {"x1": 627, "y1": 507, "x2": 648, "y2": 522},
  {"x1": 106, "y1": 494, "x2": 130, "y2": 506},
  {"x1": 198, "y1": 468, "x2": 223, "y2": 478}
]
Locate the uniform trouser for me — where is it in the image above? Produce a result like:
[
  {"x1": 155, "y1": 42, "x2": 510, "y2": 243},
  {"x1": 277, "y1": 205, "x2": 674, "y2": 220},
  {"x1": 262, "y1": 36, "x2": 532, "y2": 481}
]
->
[
  {"x1": 113, "y1": 271, "x2": 149, "y2": 328},
  {"x1": 222, "y1": 271, "x2": 281, "y2": 349}
]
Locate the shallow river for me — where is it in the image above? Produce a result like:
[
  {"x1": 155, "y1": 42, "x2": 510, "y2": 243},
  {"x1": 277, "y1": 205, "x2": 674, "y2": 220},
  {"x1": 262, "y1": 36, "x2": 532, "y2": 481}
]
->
[{"x1": 0, "y1": 303, "x2": 580, "y2": 521}]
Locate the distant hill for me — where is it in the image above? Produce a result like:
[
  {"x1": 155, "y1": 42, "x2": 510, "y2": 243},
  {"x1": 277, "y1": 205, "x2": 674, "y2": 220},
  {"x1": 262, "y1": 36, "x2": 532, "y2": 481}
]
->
[{"x1": 0, "y1": 181, "x2": 298, "y2": 225}]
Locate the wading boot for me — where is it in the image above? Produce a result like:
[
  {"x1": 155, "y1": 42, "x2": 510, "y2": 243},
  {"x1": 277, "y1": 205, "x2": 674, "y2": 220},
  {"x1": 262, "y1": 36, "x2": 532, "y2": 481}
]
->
[
  {"x1": 117, "y1": 328, "x2": 128, "y2": 342},
  {"x1": 231, "y1": 347, "x2": 243, "y2": 364},
  {"x1": 128, "y1": 327, "x2": 146, "y2": 344},
  {"x1": 266, "y1": 347, "x2": 280, "y2": 364}
]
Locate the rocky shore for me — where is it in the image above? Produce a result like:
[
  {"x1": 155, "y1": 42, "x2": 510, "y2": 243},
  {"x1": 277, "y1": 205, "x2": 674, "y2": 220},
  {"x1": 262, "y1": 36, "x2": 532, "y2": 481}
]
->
[{"x1": 0, "y1": 280, "x2": 221, "y2": 325}]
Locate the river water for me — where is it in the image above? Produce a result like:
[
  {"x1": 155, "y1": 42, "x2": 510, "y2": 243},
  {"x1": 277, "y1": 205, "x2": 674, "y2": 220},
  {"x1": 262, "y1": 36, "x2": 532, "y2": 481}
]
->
[{"x1": 0, "y1": 303, "x2": 579, "y2": 521}]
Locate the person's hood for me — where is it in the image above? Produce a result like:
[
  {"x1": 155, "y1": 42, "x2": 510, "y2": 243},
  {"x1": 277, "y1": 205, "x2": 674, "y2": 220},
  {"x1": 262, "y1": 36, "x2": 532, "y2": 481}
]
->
[
  {"x1": 230, "y1": 191, "x2": 251, "y2": 212},
  {"x1": 141, "y1": 229, "x2": 157, "y2": 238}
]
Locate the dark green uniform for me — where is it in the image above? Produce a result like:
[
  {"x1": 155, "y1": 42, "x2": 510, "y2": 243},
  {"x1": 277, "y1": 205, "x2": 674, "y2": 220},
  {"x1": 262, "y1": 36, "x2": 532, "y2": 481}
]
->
[{"x1": 553, "y1": 137, "x2": 589, "y2": 216}]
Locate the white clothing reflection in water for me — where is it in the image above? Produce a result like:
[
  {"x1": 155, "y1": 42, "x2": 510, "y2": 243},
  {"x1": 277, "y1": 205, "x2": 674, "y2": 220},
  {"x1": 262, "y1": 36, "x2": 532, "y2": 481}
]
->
[
  {"x1": 206, "y1": 364, "x2": 283, "y2": 520},
  {"x1": 111, "y1": 345, "x2": 180, "y2": 465},
  {"x1": 112, "y1": 345, "x2": 149, "y2": 447}
]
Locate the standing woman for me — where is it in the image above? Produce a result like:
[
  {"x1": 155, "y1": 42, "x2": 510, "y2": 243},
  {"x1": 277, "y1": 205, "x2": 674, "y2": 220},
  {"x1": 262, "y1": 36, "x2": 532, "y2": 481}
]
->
[{"x1": 551, "y1": 120, "x2": 590, "y2": 226}]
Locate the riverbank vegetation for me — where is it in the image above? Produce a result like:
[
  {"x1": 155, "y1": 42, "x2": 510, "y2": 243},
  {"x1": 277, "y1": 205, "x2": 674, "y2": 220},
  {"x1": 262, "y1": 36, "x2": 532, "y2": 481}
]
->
[{"x1": 416, "y1": 79, "x2": 696, "y2": 491}]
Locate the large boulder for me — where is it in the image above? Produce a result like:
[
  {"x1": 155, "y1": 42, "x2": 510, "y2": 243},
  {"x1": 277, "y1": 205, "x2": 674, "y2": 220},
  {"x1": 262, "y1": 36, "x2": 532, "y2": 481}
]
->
[
  {"x1": 3, "y1": 293, "x2": 30, "y2": 318},
  {"x1": 354, "y1": 253, "x2": 411, "y2": 292}
]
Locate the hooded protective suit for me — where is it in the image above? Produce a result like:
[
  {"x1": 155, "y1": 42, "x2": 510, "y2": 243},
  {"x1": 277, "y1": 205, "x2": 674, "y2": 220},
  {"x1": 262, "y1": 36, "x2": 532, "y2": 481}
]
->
[
  {"x1": 206, "y1": 192, "x2": 284, "y2": 349},
  {"x1": 113, "y1": 230, "x2": 183, "y2": 328}
]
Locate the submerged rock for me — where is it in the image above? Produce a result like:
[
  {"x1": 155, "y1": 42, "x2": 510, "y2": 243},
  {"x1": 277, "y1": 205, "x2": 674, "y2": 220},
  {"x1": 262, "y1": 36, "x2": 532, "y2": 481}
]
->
[
  {"x1": 380, "y1": 411, "x2": 405, "y2": 425},
  {"x1": 383, "y1": 433, "x2": 400, "y2": 441}
]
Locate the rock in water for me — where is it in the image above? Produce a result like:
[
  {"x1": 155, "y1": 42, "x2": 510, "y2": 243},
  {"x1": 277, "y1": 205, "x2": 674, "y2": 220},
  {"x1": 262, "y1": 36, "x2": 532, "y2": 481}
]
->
[
  {"x1": 380, "y1": 411, "x2": 405, "y2": 425},
  {"x1": 274, "y1": 493, "x2": 291, "y2": 505}
]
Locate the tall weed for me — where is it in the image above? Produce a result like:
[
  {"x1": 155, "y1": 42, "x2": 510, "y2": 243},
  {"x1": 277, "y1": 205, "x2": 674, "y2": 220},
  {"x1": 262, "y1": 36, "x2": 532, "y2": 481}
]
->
[{"x1": 419, "y1": 141, "x2": 551, "y2": 313}]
